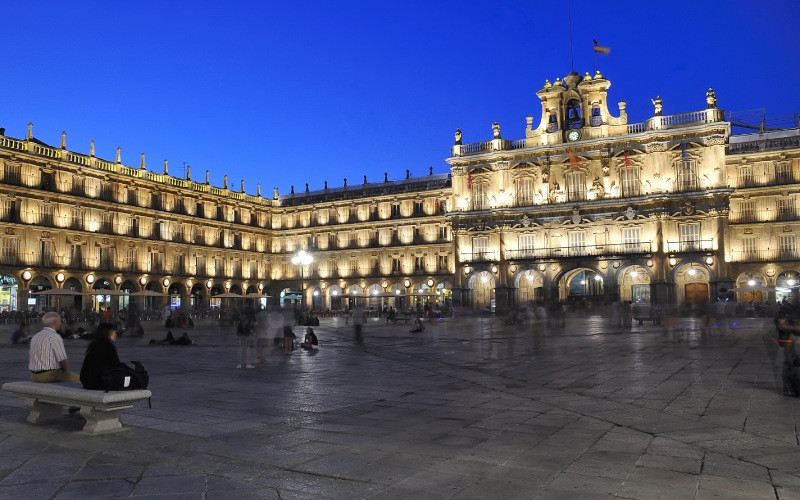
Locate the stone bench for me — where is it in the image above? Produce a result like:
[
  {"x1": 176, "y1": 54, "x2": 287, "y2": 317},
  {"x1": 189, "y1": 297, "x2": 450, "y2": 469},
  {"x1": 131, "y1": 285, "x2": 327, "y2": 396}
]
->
[{"x1": 2, "y1": 381, "x2": 151, "y2": 435}]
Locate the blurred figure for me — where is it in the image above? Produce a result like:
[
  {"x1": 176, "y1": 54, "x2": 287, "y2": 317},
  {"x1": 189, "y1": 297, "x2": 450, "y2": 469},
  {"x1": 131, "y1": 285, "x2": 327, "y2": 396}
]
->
[
  {"x1": 301, "y1": 327, "x2": 318, "y2": 349},
  {"x1": 11, "y1": 322, "x2": 29, "y2": 345}
]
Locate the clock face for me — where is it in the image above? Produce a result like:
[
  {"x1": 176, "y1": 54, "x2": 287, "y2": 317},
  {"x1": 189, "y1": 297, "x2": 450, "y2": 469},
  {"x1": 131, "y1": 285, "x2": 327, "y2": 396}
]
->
[{"x1": 567, "y1": 130, "x2": 581, "y2": 142}]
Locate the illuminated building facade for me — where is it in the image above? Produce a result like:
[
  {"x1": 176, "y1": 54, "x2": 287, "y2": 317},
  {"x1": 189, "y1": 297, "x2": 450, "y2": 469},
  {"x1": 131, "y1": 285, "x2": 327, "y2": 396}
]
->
[{"x1": 0, "y1": 71, "x2": 798, "y2": 313}]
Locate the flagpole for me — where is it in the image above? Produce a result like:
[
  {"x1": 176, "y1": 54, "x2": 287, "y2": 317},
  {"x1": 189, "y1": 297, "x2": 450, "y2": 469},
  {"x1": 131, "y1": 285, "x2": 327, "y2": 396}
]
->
[{"x1": 568, "y1": 0, "x2": 574, "y2": 72}]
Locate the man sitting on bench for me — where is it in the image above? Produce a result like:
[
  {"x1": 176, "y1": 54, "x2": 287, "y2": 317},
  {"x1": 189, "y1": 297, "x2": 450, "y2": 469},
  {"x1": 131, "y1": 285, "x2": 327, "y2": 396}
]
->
[{"x1": 29, "y1": 312, "x2": 80, "y2": 383}]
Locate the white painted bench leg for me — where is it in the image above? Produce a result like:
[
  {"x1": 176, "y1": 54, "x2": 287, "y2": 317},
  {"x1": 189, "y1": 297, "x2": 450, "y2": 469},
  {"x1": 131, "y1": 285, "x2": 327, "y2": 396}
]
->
[
  {"x1": 24, "y1": 398, "x2": 64, "y2": 424},
  {"x1": 79, "y1": 407, "x2": 124, "y2": 434}
]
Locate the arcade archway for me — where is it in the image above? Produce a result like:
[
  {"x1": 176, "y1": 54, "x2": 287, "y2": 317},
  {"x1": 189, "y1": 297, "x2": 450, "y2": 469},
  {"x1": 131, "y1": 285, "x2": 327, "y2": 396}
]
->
[
  {"x1": 674, "y1": 262, "x2": 711, "y2": 304},
  {"x1": 560, "y1": 268, "x2": 604, "y2": 303},
  {"x1": 618, "y1": 265, "x2": 651, "y2": 303},
  {"x1": 0, "y1": 275, "x2": 18, "y2": 312},
  {"x1": 469, "y1": 271, "x2": 496, "y2": 311},
  {"x1": 515, "y1": 269, "x2": 544, "y2": 304}
]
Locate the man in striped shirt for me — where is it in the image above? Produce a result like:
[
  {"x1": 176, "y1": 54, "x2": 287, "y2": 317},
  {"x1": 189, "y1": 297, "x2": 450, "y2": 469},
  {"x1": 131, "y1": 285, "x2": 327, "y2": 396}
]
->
[{"x1": 28, "y1": 311, "x2": 80, "y2": 383}]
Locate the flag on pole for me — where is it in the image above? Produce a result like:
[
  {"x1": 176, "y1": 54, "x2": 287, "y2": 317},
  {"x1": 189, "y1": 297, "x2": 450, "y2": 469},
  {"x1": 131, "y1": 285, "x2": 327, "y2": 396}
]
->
[
  {"x1": 568, "y1": 148, "x2": 579, "y2": 165},
  {"x1": 624, "y1": 150, "x2": 630, "y2": 167},
  {"x1": 467, "y1": 171, "x2": 473, "y2": 191},
  {"x1": 593, "y1": 40, "x2": 610, "y2": 55}
]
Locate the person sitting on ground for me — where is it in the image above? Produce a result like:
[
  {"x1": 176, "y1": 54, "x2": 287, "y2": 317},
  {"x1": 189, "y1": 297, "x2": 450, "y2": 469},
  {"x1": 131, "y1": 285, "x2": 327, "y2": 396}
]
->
[
  {"x1": 174, "y1": 332, "x2": 194, "y2": 345},
  {"x1": 28, "y1": 311, "x2": 80, "y2": 383},
  {"x1": 410, "y1": 317, "x2": 425, "y2": 333},
  {"x1": 11, "y1": 322, "x2": 29, "y2": 345},
  {"x1": 149, "y1": 331, "x2": 176, "y2": 345},
  {"x1": 127, "y1": 317, "x2": 144, "y2": 338},
  {"x1": 80, "y1": 323, "x2": 126, "y2": 390},
  {"x1": 301, "y1": 327, "x2": 318, "y2": 350}
]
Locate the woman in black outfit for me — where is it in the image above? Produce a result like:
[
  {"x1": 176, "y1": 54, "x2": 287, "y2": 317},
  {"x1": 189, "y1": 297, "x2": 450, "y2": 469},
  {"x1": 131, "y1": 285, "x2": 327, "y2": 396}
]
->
[{"x1": 80, "y1": 323, "x2": 124, "y2": 390}]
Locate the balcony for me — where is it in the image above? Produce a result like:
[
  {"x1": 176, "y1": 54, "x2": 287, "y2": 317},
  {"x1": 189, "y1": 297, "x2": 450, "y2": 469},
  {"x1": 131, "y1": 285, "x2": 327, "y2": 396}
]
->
[
  {"x1": 730, "y1": 208, "x2": 800, "y2": 223},
  {"x1": 0, "y1": 253, "x2": 19, "y2": 265},
  {"x1": 730, "y1": 249, "x2": 800, "y2": 262},
  {"x1": 461, "y1": 250, "x2": 498, "y2": 263},
  {"x1": 733, "y1": 171, "x2": 800, "y2": 188},
  {"x1": 666, "y1": 240, "x2": 714, "y2": 253},
  {"x1": 506, "y1": 242, "x2": 652, "y2": 260}
]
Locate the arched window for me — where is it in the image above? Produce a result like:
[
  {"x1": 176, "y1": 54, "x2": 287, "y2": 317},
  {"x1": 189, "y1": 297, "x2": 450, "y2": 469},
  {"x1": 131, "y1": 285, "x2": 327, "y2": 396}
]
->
[
  {"x1": 590, "y1": 104, "x2": 602, "y2": 126},
  {"x1": 566, "y1": 99, "x2": 582, "y2": 129}
]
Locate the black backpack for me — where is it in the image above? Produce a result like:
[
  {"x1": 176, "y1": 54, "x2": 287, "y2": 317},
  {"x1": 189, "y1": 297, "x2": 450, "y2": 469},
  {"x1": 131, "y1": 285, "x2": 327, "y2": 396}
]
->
[{"x1": 102, "y1": 360, "x2": 149, "y2": 391}]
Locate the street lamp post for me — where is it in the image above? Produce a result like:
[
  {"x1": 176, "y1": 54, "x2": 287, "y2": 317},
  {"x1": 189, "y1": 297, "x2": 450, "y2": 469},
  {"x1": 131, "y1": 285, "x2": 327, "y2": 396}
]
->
[{"x1": 291, "y1": 250, "x2": 313, "y2": 308}]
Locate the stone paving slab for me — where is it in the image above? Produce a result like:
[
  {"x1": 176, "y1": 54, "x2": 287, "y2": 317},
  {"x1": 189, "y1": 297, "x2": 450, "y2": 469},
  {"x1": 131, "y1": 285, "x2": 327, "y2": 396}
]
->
[{"x1": 1, "y1": 315, "x2": 800, "y2": 497}]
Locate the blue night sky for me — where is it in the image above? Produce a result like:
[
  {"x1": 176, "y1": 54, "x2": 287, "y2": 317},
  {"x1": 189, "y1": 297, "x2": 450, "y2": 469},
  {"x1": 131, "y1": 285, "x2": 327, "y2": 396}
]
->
[{"x1": 1, "y1": 1, "x2": 798, "y2": 197}]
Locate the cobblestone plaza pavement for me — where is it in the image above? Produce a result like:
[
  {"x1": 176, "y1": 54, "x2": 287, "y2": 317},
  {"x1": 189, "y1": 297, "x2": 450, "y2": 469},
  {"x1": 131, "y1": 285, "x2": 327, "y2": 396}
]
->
[{"x1": 2, "y1": 314, "x2": 800, "y2": 499}]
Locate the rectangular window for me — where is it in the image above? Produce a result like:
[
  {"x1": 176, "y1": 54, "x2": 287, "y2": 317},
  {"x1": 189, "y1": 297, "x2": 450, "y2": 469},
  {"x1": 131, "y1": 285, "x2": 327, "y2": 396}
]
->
[
  {"x1": 780, "y1": 235, "x2": 797, "y2": 258},
  {"x1": 519, "y1": 234, "x2": 535, "y2": 252},
  {"x1": 215, "y1": 258, "x2": 224, "y2": 276},
  {"x1": 415, "y1": 256, "x2": 425, "y2": 272},
  {"x1": 414, "y1": 201, "x2": 424, "y2": 216},
  {"x1": 737, "y1": 166, "x2": 754, "y2": 187},
  {"x1": 0, "y1": 238, "x2": 18, "y2": 264},
  {"x1": 776, "y1": 161, "x2": 793, "y2": 184},
  {"x1": 173, "y1": 254, "x2": 184, "y2": 274},
  {"x1": 101, "y1": 213, "x2": 112, "y2": 233},
  {"x1": 438, "y1": 254, "x2": 448, "y2": 271},
  {"x1": 71, "y1": 244, "x2": 83, "y2": 268},
  {"x1": 738, "y1": 200, "x2": 756, "y2": 222},
  {"x1": 473, "y1": 184, "x2": 488, "y2": 210},
  {"x1": 439, "y1": 226, "x2": 449, "y2": 241},
  {"x1": 98, "y1": 247, "x2": 112, "y2": 271},
  {"x1": 742, "y1": 237, "x2": 758, "y2": 259},
  {"x1": 621, "y1": 168, "x2": 640, "y2": 197},
  {"x1": 778, "y1": 197, "x2": 796, "y2": 220},
  {"x1": 679, "y1": 223, "x2": 701, "y2": 251},
  {"x1": 566, "y1": 172, "x2": 587, "y2": 201},
  {"x1": 472, "y1": 237, "x2": 488, "y2": 260},
  {"x1": 125, "y1": 248, "x2": 135, "y2": 271},
  {"x1": 517, "y1": 178, "x2": 534, "y2": 205},
  {"x1": 392, "y1": 257, "x2": 401, "y2": 273},
  {"x1": 39, "y1": 204, "x2": 54, "y2": 226},
  {"x1": 569, "y1": 231, "x2": 586, "y2": 256},
  {"x1": 150, "y1": 252, "x2": 162, "y2": 273},
  {"x1": 391, "y1": 204, "x2": 401, "y2": 218},
  {"x1": 195, "y1": 256, "x2": 205, "y2": 276},
  {"x1": 623, "y1": 227, "x2": 641, "y2": 251},
  {"x1": 676, "y1": 159, "x2": 698, "y2": 191}
]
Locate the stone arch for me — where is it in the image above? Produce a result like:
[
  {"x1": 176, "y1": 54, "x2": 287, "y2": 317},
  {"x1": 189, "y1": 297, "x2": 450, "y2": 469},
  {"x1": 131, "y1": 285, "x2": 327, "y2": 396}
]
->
[
  {"x1": 0, "y1": 274, "x2": 18, "y2": 312},
  {"x1": 514, "y1": 268, "x2": 545, "y2": 304},
  {"x1": 616, "y1": 264, "x2": 652, "y2": 303},
  {"x1": 554, "y1": 266, "x2": 605, "y2": 302},
  {"x1": 467, "y1": 270, "x2": 496, "y2": 310},
  {"x1": 674, "y1": 261, "x2": 712, "y2": 304},
  {"x1": 229, "y1": 283, "x2": 243, "y2": 295},
  {"x1": 775, "y1": 270, "x2": 800, "y2": 302},
  {"x1": 734, "y1": 271, "x2": 769, "y2": 304},
  {"x1": 328, "y1": 284, "x2": 343, "y2": 310},
  {"x1": 190, "y1": 283, "x2": 205, "y2": 310}
]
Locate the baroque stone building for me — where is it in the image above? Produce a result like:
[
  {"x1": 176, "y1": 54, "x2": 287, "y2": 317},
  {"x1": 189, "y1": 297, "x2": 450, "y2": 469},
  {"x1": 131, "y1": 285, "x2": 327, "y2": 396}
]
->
[{"x1": 0, "y1": 71, "x2": 798, "y2": 313}]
